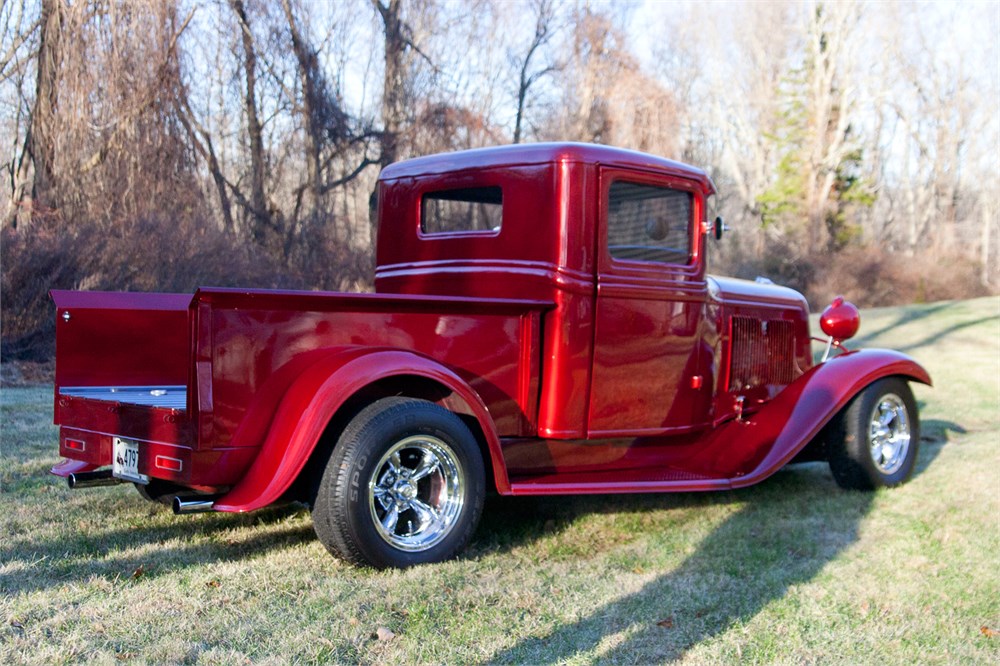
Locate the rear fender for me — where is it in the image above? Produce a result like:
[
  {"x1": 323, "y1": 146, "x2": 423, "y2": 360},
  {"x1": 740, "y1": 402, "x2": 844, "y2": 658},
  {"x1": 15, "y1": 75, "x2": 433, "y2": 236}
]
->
[
  {"x1": 687, "y1": 349, "x2": 932, "y2": 485},
  {"x1": 213, "y1": 347, "x2": 506, "y2": 512}
]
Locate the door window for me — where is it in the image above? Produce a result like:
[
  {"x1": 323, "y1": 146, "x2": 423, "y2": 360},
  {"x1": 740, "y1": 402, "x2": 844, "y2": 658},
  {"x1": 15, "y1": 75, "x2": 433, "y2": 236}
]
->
[{"x1": 607, "y1": 181, "x2": 691, "y2": 264}]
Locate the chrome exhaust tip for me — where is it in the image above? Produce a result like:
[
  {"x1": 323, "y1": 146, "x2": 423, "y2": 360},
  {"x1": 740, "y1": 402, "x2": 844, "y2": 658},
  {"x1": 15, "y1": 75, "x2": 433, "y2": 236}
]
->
[
  {"x1": 172, "y1": 496, "x2": 218, "y2": 515},
  {"x1": 68, "y1": 470, "x2": 122, "y2": 489}
]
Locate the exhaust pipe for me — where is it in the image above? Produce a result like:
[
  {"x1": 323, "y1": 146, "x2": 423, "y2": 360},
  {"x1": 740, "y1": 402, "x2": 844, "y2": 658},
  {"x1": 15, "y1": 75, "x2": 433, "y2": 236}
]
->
[
  {"x1": 172, "y1": 496, "x2": 219, "y2": 514},
  {"x1": 68, "y1": 470, "x2": 122, "y2": 489}
]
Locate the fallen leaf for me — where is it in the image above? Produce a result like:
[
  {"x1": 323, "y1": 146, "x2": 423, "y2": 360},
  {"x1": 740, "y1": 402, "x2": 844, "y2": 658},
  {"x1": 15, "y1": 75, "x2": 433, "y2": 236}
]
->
[
  {"x1": 657, "y1": 617, "x2": 675, "y2": 629},
  {"x1": 349, "y1": 618, "x2": 359, "y2": 627},
  {"x1": 206, "y1": 580, "x2": 221, "y2": 588},
  {"x1": 982, "y1": 625, "x2": 996, "y2": 638},
  {"x1": 130, "y1": 565, "x2": 145, "y2": 580},
  {"x1": 374, "y1": 627, "x2": 395, "y2": 641}
]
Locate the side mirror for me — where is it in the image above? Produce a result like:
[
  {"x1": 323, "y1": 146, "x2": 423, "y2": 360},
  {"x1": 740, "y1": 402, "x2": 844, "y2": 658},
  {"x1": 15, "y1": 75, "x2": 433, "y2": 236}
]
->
[{"x1": 713, "y1": 216, "x2": 728, "y2": 240}]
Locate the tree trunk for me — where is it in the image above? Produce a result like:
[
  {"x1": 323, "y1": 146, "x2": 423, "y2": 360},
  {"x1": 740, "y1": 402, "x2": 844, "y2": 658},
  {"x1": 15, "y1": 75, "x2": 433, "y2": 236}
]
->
[
  {"x1": 374, "y1": 0, "x2": 406, "y2": 168},
  {"x1": 979, "y1": 196, "x2": 994, "y2": 288},
  {"x1": 29, "y1": 0, "x2": 62, "y2": 214},
  {"x1": 371, "y1": 0, "x2": 408, "y2": 252},
  {"x1": 281, "y1": 0, "x2": 323, "y2": 214},
  {"x1": 231, "y1": 0, "x2": 270, "y2": 245}
]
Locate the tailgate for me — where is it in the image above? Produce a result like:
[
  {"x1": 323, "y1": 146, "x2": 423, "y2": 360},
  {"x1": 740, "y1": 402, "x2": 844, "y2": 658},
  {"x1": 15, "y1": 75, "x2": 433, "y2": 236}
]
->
[
  {"x1": 51, "y1": 290, "x2": 192, "y2": 391},
  {"x1": 50, "y1": 291, "x2": 258, "y2": 487},
  {"x1": 52, "y1": 290, "x2": 194, "y2": 457}
]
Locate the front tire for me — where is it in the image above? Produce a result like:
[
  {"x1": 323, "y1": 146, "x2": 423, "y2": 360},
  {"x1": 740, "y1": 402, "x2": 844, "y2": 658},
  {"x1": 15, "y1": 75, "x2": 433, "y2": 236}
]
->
[
  {"x1": 827, "y1": 377, "x2": 920, "y2": 490},
  {"x1": 312, "y1": 397, "x2": 486, "y2": 568}
]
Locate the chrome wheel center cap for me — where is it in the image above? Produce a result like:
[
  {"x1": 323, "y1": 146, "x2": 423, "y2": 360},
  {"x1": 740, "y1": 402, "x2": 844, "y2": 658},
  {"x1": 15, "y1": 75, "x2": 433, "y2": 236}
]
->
[{"x1": 395, "y1": 480, "x2": 417, "y2": 501}]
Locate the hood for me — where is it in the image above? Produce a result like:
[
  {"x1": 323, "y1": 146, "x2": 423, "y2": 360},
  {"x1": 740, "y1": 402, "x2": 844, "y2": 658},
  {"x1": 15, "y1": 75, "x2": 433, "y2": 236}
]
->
[{"x1": 706, "y1": 276, "x2": 809, "y2": 312}]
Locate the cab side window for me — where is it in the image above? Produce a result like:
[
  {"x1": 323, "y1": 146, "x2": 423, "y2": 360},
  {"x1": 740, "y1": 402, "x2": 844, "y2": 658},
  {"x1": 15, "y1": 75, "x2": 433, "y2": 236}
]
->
[{"x1": 607, "y1": 181, "x2": 691, "y2": 264}]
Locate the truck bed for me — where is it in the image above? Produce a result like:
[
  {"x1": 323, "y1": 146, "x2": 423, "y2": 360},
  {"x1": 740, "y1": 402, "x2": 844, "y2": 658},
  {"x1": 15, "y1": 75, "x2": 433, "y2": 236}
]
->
[{"x1": 52, "y1": 287, "x2": 551, "y2": 491}]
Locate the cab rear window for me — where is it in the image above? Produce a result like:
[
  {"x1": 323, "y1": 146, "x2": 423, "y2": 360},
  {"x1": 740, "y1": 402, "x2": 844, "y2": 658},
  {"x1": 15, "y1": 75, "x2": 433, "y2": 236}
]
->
[{"x1": 421, "y1": 186, "x2": 502, "y2": 235}]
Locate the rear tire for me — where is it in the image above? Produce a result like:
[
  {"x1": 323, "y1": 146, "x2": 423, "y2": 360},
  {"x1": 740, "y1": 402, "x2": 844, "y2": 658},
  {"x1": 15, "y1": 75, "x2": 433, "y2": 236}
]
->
[
  {"x1": 312, "y1": 397, "x2": 486, "y2": 568},
  {"x1": 827, "y1": 377, "x2": 920, "y2": 490}
]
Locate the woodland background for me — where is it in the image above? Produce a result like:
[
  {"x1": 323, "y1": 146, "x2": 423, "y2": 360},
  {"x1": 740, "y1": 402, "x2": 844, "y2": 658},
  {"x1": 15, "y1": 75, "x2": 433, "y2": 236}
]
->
[{"x1": 1, "y1": 0, "x2": 998, "y2": 362}]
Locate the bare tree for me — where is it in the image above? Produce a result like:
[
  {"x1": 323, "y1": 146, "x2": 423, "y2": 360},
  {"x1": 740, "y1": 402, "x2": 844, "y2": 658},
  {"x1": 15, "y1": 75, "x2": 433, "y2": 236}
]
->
[
  {"x1": 800, "y1": 1, "x2": 866, "y2": 254},
  {"x1": 551, "y1": 5, "x2": 677, "y2": 156},
  {"x1": 369, "y1": 0, "x2": 421, "y2": 247},
  {"x1": 1, "y1": 0, "x2": 39, "y2": 229},
  {"x1": 231, "y1": 0, "x2": 270, "y2": 244},
  {"x1": 26, "y1": 0, "x2": 60, "y2": 214},
  {"x1": 0, "y1": 0, "x2": 37, "y2": 85},
  {"x1": 861, "y1": 0, "x2": 997, "y2": 288},
  {"x1": 511, "y1": 0, "x2": 559, "y2": 144},
  {"x1": 371, "y1": 0, "x2": 429, "y2": 166}
]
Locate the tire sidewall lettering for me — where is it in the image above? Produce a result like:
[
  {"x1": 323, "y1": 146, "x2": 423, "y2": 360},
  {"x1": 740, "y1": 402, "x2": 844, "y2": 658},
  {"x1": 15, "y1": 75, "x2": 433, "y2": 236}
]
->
[{"x1": 348, "y1": 453, "x2": 369, "y2": 504}]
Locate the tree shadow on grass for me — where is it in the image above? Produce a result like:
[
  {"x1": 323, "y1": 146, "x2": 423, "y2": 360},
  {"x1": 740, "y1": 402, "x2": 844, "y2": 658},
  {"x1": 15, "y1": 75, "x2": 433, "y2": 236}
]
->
[
  {"x1": 894, "y1": 315, "x2": 1000, "y2": 355},
  {"x1": 482, "y1": 472, "x2": 871, "y2": 664},
  {"x1": 914, "y1": 418, "x2": 963, "y2": 477},
  {"x1": 850, "y1": 302, "x2": 955, "y2": 348},
  {"x1": 846, "y1": 299, "x2": 998, "y2": 356},
  {"x1": 479, "y1": 435, "x2": 950, "y2": 664},
  {"x1": 0, "y1": 503, "x2": 317, "y2": 596}
]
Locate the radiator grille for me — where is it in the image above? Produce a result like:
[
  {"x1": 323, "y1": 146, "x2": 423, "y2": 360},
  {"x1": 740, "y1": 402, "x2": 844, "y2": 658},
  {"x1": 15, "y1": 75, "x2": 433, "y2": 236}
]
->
[{"x1": 728, "y1": 316, "x2": 797, "y2": 391}]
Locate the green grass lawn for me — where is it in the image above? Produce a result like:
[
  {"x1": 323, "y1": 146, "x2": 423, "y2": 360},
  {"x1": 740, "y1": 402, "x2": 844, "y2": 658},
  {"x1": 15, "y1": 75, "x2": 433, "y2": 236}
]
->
[{"x1": 2, "y1": 297, "x2": 998, "y2": 664}]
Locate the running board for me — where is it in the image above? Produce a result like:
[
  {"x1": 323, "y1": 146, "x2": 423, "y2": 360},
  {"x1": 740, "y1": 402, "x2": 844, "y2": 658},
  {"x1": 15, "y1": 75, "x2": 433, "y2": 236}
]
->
[{"x1": 508, "y1": 468, "x2": 732, "y2": 496}]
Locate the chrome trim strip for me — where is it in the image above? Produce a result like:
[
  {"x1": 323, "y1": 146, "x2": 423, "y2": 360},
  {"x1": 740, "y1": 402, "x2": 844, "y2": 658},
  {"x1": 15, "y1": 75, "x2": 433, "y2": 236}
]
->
[{"x1": 60, "y1": 386, "x2": 187, "y2": 410}]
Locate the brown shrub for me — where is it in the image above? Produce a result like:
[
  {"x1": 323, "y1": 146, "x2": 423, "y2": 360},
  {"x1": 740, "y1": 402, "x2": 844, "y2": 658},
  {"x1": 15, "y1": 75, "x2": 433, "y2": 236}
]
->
[
  {"x1": 807, "y1": 247, "x2": 992, "y2": 310},
  {"x1": 714, "y1": 237, "x2": 993, "y2": 311},
  {"x1": 0, "y1": 213, "x2": 366, "y2": 362}
]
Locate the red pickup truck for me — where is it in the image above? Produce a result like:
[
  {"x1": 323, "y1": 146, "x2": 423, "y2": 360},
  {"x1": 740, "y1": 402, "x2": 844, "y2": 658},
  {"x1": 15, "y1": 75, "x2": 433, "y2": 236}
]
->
[{"x1": 50, "y1": 143, "x2": 931, "y2": 568}]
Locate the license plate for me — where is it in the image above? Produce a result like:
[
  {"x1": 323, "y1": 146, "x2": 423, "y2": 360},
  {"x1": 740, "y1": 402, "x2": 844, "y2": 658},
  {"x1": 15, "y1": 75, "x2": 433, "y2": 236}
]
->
[{"x1": 113, "y1": 437, "x2": 149, "y2": 484}]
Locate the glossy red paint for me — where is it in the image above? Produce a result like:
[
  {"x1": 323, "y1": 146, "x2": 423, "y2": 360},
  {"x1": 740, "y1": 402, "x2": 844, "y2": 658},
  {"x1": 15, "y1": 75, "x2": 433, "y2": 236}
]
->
[
  {"x1": 214, "y1": 347, "x2": 511, "y2": 512},
  {"x1": 191, "y1": 288, "x2": 547, "y2": 450},
  {"x1": 51, "y1": 291, "x2": 190, "y2": 389},
  {"x1": 377, "y1": 142, "x2": 716, "y2": 196},
  {"x1": 503, "y1": 350, "x2": 931, "y2": 495},
  {"x1": 50, "y1": 458, "x2": 98, "y2": 478},
  {"x1": 587, "y1": 165, "x2": 710, "y2": 436},
  {"x1": 820, "y1": 296, "x2": 862, "y2": 341},
  {"x1": 50, "y1": 142, "x2": 931, "y2": 525}
]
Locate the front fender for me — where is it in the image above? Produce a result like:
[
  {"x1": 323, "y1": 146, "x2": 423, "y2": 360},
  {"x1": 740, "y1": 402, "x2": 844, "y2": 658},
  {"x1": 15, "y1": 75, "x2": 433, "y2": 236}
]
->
[
  {"x1": 213, "y1": 348, "x2": 507, "y2": 512},
  {"x1": 684, "y1": 349, "x2": 931, "y2": 486}
]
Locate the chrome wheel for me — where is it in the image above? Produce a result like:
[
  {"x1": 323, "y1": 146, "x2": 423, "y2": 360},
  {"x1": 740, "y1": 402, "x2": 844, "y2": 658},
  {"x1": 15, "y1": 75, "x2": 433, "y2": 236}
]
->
[
  {"x1": 368, "y1": 435, "x2": 465, "y2": 552},
  {"x1": 828, "y1": 378, "x2": 921, "y2": 490},
  {"x1": 868, "y1": 393, "x2": 911, "y2": 475}
]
